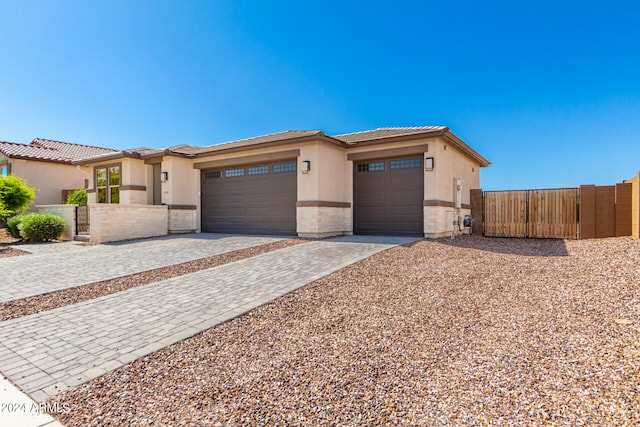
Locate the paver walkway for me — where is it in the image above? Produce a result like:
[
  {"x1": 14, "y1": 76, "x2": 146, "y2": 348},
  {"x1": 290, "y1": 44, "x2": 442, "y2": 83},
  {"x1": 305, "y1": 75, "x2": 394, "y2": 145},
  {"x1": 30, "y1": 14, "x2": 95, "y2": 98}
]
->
[
  {"x1": 0, "y1": 234, "x2": 285, "y2": 303},
  {"x1": 0, "y1": 235, "x2": 418, "y2": 403}
]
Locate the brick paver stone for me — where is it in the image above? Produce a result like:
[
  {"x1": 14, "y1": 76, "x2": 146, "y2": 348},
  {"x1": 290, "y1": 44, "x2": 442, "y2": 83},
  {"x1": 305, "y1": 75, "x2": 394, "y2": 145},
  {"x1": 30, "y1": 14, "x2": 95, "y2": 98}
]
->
[
  {"x1": 0, "y1": 236, "x2": 418, "y2": 402},
  {"x1": 0, "y1": 234, "x2": 285, "y2": 303}
]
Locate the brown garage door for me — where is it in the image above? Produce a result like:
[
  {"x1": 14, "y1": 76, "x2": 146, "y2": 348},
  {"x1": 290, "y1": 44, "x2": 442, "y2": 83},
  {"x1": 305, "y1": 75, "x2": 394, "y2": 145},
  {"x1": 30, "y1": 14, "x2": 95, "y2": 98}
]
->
[
  {"x1": 201, "y1": 161, "x2": 297, "y2": 235},
  {"x1": 354, "y1": 157, "x2": 424, "y2": 236}
]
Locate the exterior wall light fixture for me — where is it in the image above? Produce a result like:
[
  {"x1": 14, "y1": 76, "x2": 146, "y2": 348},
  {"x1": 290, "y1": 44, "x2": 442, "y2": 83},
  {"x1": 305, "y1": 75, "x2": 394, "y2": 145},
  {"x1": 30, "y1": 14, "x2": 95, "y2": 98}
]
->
[
  {"x1": 425, "y1": 157, "x2": 434, "y2": 171},
  {"x1": 301, "y1": 160, "x2": 311, "y2": 174},
  {"x1": 160, "y1": 171, "x2": 169, "y2": 182}
]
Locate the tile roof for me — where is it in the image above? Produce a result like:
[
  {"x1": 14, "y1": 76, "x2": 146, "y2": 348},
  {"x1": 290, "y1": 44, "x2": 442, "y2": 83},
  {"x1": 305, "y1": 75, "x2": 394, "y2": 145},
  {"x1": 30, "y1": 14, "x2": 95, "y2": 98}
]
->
[
  {"x1": 333, "y1": 126, "x2": 447, "y2": 143},
  {"x1": 194, "y1": 130, "x2": 333, "y2": 155},
  {"x1": 0, "y1": 138, "x2": 117, "y2": 164}
]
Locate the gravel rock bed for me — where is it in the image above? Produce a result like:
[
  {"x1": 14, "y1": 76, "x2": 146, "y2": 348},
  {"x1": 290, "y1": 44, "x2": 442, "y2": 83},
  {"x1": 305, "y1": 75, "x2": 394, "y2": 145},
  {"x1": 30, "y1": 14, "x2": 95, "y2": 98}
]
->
[
  {"x1": 0, "y1": 247, "x2": 29, "y2": 258},
  {"x1": 0, "y1": 239, "x2": 303, "y2": 321},
  {"x1": 49, "y1": 236, "x2": 639, "y2": 426},
  {"x1": 0, "y1": 227, "x2": 21, "y2": 246}
]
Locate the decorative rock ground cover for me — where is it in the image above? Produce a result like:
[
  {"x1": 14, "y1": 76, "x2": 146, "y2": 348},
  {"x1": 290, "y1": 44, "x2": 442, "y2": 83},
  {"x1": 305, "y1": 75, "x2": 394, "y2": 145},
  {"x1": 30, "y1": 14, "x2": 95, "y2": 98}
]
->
[{"x1": 46, "y1": 236, "x2": 639, "y2": 426}]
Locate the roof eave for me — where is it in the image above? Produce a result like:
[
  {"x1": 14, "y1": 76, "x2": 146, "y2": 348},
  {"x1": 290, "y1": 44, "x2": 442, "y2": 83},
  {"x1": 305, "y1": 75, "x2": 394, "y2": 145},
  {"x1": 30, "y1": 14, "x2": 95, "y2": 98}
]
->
[
  {"x1": 0, "y1": 154, "x2": 73, "y2": 164},
  {"x1": 139, "y1": 149, "x2": 193, "y2": 160},
  {"x1": 193, "y1": 132, "x2": 346, "y2": 157},
  {"x1": 73, "y1": 151, "x2": 141, "y2": 165},
  {"x1": 442, "y1": 130, "x2": 491, "y2": 167},
  {"x1": 342, "y1": 128, "x2": 448, "y2": 146}
]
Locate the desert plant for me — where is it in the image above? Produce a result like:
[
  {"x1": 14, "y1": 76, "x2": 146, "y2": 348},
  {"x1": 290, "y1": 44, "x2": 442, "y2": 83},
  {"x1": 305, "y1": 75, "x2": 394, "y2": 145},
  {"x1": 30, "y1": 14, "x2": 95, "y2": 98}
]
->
[
  {"x1": 18, "y1": 213, "x2": 66, "y2": 242},
  {"x1": 65, "y1": 189, "x2": 88, "y2": 206},
  {"x1": 0, "y1": 175, "x2": 36, "y2": 215}
]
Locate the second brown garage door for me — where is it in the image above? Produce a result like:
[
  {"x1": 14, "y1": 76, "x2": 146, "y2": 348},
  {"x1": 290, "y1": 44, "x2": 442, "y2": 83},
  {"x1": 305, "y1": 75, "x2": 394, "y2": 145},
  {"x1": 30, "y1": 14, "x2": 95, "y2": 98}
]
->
[
  {"x1": 354, "y1": 157, "x2": 424, "y2": 236},
  {"x1": 201, "y1": 161, "x2": 297, "y2": 235}
]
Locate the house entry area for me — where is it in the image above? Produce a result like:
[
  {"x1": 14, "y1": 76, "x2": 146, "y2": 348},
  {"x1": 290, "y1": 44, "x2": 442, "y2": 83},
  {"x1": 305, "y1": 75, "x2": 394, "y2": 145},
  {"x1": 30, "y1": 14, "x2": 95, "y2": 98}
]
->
[
  {"x1": 200, "y1": 161, "x2": 297, "y2": 235},
  {"x1": 353, "y1": 157, "x2": 424, "y2": 236}
]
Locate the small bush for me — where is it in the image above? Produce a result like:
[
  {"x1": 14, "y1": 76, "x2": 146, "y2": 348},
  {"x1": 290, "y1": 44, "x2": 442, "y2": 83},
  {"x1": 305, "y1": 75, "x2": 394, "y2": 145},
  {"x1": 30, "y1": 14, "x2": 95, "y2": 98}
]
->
[
  {"x1": 18, "y1": 213, "x2": 66, "y2": 242},
  {"x1": 65, "y1": 189, "x2": 87, "y2": 206},
  {"x1": 6, "y1": 214, "x2": 27, "y2": 238},
  {"x1": 0, "y1": 199, "x2": 12, "y2": 222},
  {"x1": 0, "y1": 175, "x2": 36, "y2": 214}
]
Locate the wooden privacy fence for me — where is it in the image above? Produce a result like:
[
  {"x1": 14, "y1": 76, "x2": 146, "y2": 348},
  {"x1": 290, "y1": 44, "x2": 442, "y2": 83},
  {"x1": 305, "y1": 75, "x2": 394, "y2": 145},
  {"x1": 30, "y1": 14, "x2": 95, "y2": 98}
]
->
[
  {"x1": 484, "y1": 188, "x2": 578, "y2": 239},
  {"x1": 473, "y1": 183, "x2": 632, "y2": 240}
]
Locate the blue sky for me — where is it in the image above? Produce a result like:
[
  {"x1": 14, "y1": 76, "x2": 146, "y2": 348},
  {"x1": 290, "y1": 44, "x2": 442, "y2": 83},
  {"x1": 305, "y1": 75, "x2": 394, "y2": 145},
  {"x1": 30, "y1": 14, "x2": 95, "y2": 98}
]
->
[{"x1": 1, "y1": 0, "x2": 639, "y2": 190}]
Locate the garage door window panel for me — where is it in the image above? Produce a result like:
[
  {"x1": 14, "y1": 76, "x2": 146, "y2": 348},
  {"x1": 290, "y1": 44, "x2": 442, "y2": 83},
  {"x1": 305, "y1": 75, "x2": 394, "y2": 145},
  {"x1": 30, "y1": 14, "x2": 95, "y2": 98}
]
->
[
  {"x1": 357, "y1": 161, "x2": 385, "y2": 172},
  {"x1": 390, "y1": 158, "x2": 421, "y2": 169},
  {"x1": 273, "y1": 162, "x2": 296, "y2": 173},
  {"x1": 225, "y1": 168, "x2": 245, "y2": 177},
  {"x1": 248, "y1": 165, "x2": 269, "y2": 175}
]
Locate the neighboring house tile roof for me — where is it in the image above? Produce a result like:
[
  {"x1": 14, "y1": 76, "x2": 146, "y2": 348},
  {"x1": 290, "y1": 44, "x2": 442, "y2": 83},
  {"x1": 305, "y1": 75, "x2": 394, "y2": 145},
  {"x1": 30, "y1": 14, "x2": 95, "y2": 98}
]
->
[
  {"x1": 333, "y1": 126, "x2": 447, "y2": 143},
  {"x1": 0, "y1": 138, "x2": 117, "y2": 164}
]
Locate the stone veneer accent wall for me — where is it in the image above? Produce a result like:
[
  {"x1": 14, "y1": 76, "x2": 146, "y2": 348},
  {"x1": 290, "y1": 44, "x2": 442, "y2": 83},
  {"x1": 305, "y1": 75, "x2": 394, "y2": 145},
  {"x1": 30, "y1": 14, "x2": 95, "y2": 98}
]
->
[
  {"x1": 168, "y1": 208, "x2": 197, "y2": 233},
  {"x1": 35, "y1": 204, "x2": 77, "y2": 241},
  {"x1": 89, "y1": 204, "x2": 168, "y2": 244},
  {"x1": 424, "y1": 206, "x2": 471, "y2": 239},
  {"x1": 296, "y1": 206, "x2": 352, "y2": 238}
]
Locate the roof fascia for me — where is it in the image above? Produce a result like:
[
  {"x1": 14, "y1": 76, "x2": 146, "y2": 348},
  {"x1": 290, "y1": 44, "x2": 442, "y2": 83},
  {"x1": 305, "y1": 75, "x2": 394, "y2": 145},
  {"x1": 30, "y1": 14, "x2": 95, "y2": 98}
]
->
[
  {"x1": 72, "y1": 151, "x2": 141, "y2": 165},
  {"x1": 442, "y1": 131, "x2": 491, "y2": 167},
  {"x1": 193, "y1": 133, "x2": 345, "y2": 158}
]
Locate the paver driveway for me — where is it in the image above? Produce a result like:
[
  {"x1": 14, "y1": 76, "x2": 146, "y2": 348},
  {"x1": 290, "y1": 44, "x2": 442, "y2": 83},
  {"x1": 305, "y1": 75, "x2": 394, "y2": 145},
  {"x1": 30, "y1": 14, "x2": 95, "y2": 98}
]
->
[
  {"x1": 0, "y1": 233, "x2": 285, "y2": 303},
  {"x1": 0, "y1": 235, "x2": 418, "y2": 402}
]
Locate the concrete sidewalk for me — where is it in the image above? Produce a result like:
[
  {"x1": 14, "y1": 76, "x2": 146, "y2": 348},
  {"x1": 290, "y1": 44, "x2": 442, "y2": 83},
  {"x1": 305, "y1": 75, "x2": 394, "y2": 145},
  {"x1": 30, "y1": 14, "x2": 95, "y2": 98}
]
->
[
  {"x1": 1, "y1": 233, "x2": 285, "y2": 303},
  {"x1": 0, "y1": 374, "x2": 63, "y2": 426},
  {"x1": 0, "y1": 235, "x2": 419, "y2": 408}
]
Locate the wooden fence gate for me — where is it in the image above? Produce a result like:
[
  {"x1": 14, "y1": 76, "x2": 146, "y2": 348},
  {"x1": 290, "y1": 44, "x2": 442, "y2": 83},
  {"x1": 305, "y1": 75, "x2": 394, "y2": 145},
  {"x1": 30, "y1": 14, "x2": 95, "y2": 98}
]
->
[{"x1": 484, "y1": 188, "x2": 579, "y2": 239}]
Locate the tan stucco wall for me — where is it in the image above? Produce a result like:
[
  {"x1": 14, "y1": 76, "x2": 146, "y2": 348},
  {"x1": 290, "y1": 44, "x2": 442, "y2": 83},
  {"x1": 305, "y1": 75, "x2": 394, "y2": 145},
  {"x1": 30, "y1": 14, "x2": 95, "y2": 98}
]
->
[
  {"x1": 297, "y1": 141, "x2": 351, "y2": 204},
  {"x1": 34, "y1": 204, "x2": 77, "y2": 240},
  {"x1": 11, "y1": 160, "x2": 89, "y2": 205},
  {"x1": 161, "y1": 156, "x2": 198, "y2": 206},
  {"x1": 89, "y1": 204, "x2": 168, "y2": 244},
  {"x1": 427, "y1": 138, "x2": 480, "y2": 205}
]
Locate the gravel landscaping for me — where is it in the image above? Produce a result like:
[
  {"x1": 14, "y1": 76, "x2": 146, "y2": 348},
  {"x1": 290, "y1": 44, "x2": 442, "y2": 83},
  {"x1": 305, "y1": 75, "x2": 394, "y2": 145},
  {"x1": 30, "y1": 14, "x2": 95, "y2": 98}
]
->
[
  {"x1": 47, "y1": 236, "x2": 639, "y2": 426},
  {"x1": 0, "y1": 247, "x2": 28, "y2": 258},
  {"x1": 0, "y1": 228, "x2": 29, "y2": 258},
  {"x1": 0, "y1": 239, "x2": 303, "y2": 321}
]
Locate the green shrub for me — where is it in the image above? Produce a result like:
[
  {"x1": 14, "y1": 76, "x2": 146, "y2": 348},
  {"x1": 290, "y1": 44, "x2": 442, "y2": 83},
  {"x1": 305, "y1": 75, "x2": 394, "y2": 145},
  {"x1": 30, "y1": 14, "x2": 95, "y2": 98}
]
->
[
  {"x1": 18, "y1": 213, "x2": 66, "y2": 242},
  {"x1": 0, "y1": 199, "x2": 12, "y2": 222},
  {"x1": 0, "y1": 175, "x2": 36, "y2": 214},
  {"x1": 65, "y1": 189, "x2": 87, "y2": 206},
  {"x1": 6, "y1": 214, "x2": 28, "y2": 238}
]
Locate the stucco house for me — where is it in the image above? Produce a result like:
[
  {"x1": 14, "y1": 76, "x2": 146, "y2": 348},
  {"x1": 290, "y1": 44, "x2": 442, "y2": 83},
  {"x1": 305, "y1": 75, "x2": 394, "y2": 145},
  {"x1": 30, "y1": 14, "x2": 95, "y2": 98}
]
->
[
  {"x1": 0, "y1": 138, "x2": 117, "y2": 205},
  {"x1": 75, "y1": 126, "x2": 489, "y2": 240}
]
